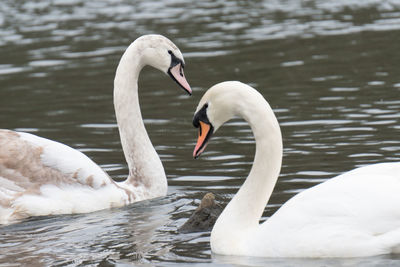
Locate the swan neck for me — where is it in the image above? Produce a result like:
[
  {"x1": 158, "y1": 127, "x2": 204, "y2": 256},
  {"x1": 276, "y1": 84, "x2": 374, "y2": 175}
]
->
[
  {"x1": 233, "y1": 105, "x2": 282, "y2": 226},
  {"x1": 113, "y1": 43, "x2": 167, "y2": 198},
  {"x1": 211, "y1": 93, "x2": 282, "y2": 252}
]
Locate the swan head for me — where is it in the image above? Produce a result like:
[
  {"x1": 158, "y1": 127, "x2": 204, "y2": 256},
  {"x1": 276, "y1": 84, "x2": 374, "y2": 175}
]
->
[
  {"x1": 193, "y1": 81, "x2": 247, "y2": 158},
  {"x1": 136, "y1": 34, "x2": 192, "y2": 95}
]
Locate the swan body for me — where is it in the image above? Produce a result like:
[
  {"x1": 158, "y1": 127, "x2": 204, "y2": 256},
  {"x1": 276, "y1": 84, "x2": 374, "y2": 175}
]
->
[
  {"x1": 192, "y1": 81, "x2": 400, "y2": 258},
  {"x1": 0, "y1": 34, "x2": 191, "y2": 224}
]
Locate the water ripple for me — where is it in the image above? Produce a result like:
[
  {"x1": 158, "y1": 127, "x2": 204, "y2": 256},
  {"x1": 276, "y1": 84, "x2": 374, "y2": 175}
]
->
[{"x1": 1, "y1": 0, "x2": 400, "y2": 266}]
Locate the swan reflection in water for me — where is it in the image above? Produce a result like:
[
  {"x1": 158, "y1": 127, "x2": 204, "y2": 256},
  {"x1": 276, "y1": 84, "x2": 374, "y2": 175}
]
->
[{"x1": 0, "y1": 195, "x2": 179, "y2": 265}]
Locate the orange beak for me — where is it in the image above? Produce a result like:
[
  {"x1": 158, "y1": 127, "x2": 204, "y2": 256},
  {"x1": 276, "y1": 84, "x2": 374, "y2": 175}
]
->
[{"x1": 193, "y1": 121, "x2": 213, "y2": 159}]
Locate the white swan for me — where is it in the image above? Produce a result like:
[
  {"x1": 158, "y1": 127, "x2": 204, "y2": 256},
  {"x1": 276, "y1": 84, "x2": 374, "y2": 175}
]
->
[
  {"x1": 0, "y1": 34, "x2": 192, "y2": 224},
  {"x1": 192, "y1": 81, "x2": 400, "y2": 258}
]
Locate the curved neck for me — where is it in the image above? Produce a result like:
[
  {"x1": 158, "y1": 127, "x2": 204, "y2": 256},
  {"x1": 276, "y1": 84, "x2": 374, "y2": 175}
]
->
[
  {"x1": 113, "y1": 42, "x2": 167, "y2": 197},
  {"x1": 211, "y1": 93, "x2": 283, "y2": 251}
]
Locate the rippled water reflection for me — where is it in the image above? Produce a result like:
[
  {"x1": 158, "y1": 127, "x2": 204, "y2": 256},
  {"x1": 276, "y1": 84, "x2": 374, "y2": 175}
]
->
[{"x1": 1, "y1": 0, "x2": 400, "y2": 266}]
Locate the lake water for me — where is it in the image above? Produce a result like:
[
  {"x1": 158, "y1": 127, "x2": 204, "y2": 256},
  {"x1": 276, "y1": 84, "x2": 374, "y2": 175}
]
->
[{"x1": 1, "y1": 0, "x2": 400, "y2": 266}]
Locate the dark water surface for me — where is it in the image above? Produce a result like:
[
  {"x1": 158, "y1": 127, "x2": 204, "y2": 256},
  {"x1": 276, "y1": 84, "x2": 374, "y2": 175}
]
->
[{"x1": 1, "y1": 0, "x2": 400, "y2": 266}]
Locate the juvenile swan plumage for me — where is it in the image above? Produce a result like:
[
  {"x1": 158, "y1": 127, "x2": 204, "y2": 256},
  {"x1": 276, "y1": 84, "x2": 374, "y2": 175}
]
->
[
  {"x1": 0, "y1": 34, "x2": 191, "y2": 224},
  {"x1": 192, "y1": 81, "x2": 400, "y2": 258}
]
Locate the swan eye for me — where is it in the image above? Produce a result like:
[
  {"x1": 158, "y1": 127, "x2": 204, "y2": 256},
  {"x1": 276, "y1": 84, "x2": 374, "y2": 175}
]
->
[
  {"x1": 193, "y1": 103, "x2": 211, "y2": 128},
  {"x1": 168, "y1": 50, "x2": 172, "y2": 55}
]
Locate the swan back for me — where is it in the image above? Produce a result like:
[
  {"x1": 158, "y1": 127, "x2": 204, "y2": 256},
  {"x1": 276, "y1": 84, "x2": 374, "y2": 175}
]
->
[{"x1": 0, "y1": 130, "x2": 129, "y2": 223}]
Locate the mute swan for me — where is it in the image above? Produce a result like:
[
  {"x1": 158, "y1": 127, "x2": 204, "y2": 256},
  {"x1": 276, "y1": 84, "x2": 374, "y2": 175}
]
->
[
  {"x1": 0, "y1": 34, "x2": 192, "y2": 224},
  {"x1": 192, "y1": 81, "x2": 400, "y2": 258}
]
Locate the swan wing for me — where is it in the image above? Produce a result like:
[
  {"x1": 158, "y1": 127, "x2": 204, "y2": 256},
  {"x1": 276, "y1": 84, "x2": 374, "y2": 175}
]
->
[
  {"x1": 0, "y1": 130, "x2": 119, "y2": 222},
  {"x1": 0, "y1": 130, "x2": 111, "y2": 188},
  {"x1": 259, "y1": 162, "x2": 400, "y2": 257}
]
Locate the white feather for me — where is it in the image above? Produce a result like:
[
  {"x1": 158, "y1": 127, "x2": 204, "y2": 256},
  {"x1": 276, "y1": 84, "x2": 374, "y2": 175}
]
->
[
  {"x1": 18, "y1": 132, "x2": 111, "y2": 188},
  {"x1": 0, "y1": 34, "x2": 189, "y2": 224},
  {"x1": 197, "y1": 81, "x2": 400, "y2": 258},
  {"x1": 13, "y1": 184, "x2": 129, "y2": 216}
]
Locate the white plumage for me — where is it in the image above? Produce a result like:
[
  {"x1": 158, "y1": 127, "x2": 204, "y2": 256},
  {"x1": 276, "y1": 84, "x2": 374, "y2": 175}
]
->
[
  {"x1": 0, "y1": 35, "x2": 191, "y2": 224},
  {"x1": 192, "y1": 81, "x2": 400, "y2": 258}
]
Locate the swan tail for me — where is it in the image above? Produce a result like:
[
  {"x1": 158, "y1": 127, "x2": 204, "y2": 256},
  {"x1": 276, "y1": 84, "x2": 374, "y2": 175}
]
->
[{"x1": 375, "y1": 228, "x2": 400, "y2": 255}]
